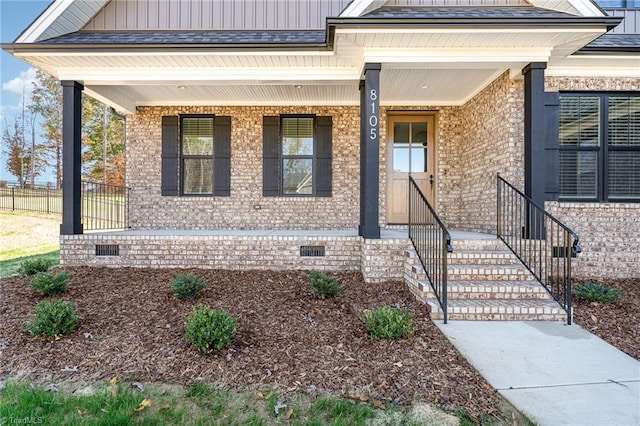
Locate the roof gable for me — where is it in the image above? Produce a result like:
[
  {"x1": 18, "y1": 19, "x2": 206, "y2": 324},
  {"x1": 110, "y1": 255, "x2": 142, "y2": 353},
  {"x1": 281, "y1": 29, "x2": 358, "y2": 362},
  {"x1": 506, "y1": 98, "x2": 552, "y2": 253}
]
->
[
  {"x1": 16, "y1": 0, "x2": 109, "y2": 43},
  {"x1": 16, "y1": 0, "x2": 608, "y2": 44}
]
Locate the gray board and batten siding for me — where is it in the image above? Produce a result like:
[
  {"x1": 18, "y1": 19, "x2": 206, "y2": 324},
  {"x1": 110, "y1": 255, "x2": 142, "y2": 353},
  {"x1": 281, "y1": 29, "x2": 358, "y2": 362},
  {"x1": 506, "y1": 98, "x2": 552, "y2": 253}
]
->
[
  {"x1": 607, "y1": 9, "x2": 640, "y2": 34},
  {"x1": 83, "y1": 0, "x2": 352, "y2": 31}
]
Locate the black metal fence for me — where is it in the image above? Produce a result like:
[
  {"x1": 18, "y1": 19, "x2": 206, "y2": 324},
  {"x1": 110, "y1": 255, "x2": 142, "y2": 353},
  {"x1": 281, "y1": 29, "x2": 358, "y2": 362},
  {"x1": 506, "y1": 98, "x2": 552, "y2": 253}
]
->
[
  {"x1": 497, "y1": 174, "x2": 580, "y2": 324},
  {"x1": 0, "y1": 183, "x2": 62, "y2": 214},
  {"x1": 408, "y1": 176, "x2": 453, "y2": 323},
  {"x1": 0, "y1": 181, "x2": 130, "y2": 231}
]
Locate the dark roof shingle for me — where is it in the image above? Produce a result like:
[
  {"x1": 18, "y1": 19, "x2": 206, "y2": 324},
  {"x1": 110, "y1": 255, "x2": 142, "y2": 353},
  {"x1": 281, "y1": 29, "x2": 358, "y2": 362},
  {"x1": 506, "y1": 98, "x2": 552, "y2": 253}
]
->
[
  {"x1": 40, "y1": 30, "x2": 327, "y2": 45},
  {"x1": 362, "y1": 6, "x2": 576, "y2": 19}
]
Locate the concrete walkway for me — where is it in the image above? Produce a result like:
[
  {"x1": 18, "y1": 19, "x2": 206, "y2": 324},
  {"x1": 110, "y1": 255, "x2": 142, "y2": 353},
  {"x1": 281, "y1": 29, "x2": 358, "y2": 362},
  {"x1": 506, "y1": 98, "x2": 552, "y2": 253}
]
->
[{"x1": 435, "y1": 321, "x2": 640, "y2": 426}]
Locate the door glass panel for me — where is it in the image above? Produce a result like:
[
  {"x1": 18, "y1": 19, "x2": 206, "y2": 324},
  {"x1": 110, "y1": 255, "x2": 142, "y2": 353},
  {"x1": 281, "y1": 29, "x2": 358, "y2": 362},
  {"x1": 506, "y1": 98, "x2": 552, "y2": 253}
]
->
[
  {"x1": 393, "y1": 148, "x2": 410, "y2": 172},
  {"x1": 410, "y1": 148, "x2": 427, "y2": 172},
  {"x1": 394, "y1": 122, "x2": 410, "y2": 144},
  {"x1": 412, "y1": 122, "x2": 427, "y2": 145}
]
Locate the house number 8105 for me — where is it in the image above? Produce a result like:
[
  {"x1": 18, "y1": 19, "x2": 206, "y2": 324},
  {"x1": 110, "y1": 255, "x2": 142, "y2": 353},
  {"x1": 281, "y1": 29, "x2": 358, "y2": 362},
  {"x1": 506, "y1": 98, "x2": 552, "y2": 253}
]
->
[{"x1": 369, "y1": 89, "x2": 378, "y2": 140}]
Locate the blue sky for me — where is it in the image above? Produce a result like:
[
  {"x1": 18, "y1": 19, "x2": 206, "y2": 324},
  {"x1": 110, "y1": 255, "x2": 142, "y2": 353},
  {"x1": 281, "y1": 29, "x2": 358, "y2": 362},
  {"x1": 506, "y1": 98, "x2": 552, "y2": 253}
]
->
[{"x1": 0, "y1": 0, "x2": 52, "y2": 182}]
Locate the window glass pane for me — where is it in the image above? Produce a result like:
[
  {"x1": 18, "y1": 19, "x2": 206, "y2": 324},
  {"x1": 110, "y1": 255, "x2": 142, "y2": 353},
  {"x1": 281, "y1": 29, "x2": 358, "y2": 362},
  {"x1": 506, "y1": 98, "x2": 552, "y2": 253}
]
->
[
  {"x1": 393, "y1": 148, "x2": 410, "y2": 172},
  {"x1": 411, "y1": 148, "x2": 427, "y2": 172},
  {"x1": 559, "y1": 97, "x2": 600, "y2": 146},
  {"x1": 608, "y1": 97, "x2": 640, "y2": 146},
  {"x1": 282, "y1": 117, "x2": 314, "y2": 155},
  {"x1": 412, "y1": 122, "x2": 427, "y2": 145},
  {"x1": 183, "y1": 158, "x2": 213, "y2": 194},
  {"x1": 394, "y1": 122, "x2": 410, "y2": 145},
  {"x1": 182, "y1": 117, "x2": 214, "y2": 155},
  {"x1": 559, "y1": 151, "x2": 598, "y2": 198},
  {"x1": 608, "y1": 151, "x2": 640, "y2": 199},
  {"x1": 283, "y1": 159, "x2": 313, "y2": 194}
]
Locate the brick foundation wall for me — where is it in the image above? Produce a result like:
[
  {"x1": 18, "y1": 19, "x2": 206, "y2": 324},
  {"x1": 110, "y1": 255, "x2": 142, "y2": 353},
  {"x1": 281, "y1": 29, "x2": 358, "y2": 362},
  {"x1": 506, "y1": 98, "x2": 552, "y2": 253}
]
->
[{"x1": 60, "y1": 232, "x2": 410, "y2": 283}]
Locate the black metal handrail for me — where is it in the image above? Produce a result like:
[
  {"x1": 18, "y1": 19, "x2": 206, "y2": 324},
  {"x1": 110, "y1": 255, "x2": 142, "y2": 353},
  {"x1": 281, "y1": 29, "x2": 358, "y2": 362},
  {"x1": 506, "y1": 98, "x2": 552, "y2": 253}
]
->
[
  {"x1": 408, "y1": 176, "x2": 453, "y2": 323},
  {"x1": 81, "y1": 181, "x2": 130, "y2": 231},
  {"x1": 497, "y1": 174, "x2": 580, "y2": 324}
]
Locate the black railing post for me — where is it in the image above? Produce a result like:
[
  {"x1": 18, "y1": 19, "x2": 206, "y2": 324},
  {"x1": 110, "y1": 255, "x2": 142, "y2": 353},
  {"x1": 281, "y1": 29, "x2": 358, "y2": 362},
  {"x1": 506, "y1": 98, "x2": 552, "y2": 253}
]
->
[{"x1": 11, "y1": 187, "x2": 15, "y2": 211}]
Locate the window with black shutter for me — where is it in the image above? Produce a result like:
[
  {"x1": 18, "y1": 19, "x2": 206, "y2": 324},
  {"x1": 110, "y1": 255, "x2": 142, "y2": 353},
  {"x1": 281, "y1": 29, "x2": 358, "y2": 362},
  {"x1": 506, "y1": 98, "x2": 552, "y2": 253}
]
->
[
  {"x1": 559, "y1": 94, "x2": 640, "y2": 202},
  {"x1": 263, "y1": 114, "x2": 332, "y2": 197},
  {"x1": 161, "y1": 114, "x2": 231, "y2": 197}
]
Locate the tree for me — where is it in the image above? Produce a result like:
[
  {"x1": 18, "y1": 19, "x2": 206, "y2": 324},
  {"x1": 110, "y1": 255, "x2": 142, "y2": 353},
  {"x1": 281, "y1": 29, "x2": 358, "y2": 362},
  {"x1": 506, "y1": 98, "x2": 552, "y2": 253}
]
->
[
  {"x1": 82, "y1": 96, "x2": 125, "y2": 186},
  {"x1": 2, "y1": 109, "x2": 47, "y2": 186},
  {"x1": 31, "y1": 70, "x2": 125, "y2": 187},
  {"x1": 30, "y1": 70, "x2": 63, "y2": 188}
]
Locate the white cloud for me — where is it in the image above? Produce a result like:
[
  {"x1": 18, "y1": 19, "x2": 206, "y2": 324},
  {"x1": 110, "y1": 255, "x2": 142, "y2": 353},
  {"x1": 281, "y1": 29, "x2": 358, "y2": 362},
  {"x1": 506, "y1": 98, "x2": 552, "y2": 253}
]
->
[{"x1": 2, "y1": 67, "x2": 37, "y2": 97}]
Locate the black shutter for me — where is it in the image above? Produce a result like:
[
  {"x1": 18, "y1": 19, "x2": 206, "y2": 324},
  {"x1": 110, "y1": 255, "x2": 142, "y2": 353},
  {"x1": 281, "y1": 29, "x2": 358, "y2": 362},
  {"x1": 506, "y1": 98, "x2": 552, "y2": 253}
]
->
[
  {"x1": 161, "y1": 116, "x2": 179, "y2": 196},
  {"x1": 213, "y1": 116, "x2": 231, "y2": 196},
  {"x1": 263, "y1": 116, "x2": 280, "y2": 196},
  {"x1": 315, "y1": 116, "x2": 332, "y2": 197},
  {"x1": 544, "y1": 92, "x2": 560, "y2": 201}
]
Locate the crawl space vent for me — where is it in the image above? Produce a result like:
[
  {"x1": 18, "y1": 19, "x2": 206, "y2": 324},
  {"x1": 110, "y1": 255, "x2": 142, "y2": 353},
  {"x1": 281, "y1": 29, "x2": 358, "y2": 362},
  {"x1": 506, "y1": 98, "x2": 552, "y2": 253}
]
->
[
  {"x1": 300, "y1": 245, "x2": 325, "y2": 257},
  {"x1": 95, "y1": 244, "x2": 120, "y2": 256}
]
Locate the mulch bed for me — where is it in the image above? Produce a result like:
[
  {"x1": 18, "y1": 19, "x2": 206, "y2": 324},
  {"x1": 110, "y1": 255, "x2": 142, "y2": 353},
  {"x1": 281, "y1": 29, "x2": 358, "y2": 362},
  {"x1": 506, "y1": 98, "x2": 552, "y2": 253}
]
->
[
  {"x1": 0, "y1": 268, "x2": 502, "y2": 417},
  {"x1": 572, "y1": 278, "x2": 640, "y2": 361}
]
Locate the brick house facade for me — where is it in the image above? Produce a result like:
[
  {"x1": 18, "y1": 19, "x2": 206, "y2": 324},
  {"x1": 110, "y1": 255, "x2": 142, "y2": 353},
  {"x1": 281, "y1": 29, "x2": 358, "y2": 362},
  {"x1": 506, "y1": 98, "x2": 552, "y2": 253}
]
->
[{"x1": 3, "y1": 0, "x2": 639, "y2": 283}]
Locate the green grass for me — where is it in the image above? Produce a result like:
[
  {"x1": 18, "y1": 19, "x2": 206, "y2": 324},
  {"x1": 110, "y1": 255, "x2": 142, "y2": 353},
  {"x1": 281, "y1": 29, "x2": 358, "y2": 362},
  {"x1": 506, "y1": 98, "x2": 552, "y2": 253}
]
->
[
  {"x1": 0, "y1": 251, "x2": 59, "y2": 279},
  {"x1": 0, "y1": 380, "x2": 474, "y2": 426}
]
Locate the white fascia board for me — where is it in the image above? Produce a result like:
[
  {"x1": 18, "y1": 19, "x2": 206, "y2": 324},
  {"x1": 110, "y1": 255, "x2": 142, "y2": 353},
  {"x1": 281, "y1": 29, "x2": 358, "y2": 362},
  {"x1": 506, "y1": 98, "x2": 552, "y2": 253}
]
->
[
  {"x1": 340, "y1": 0, "x2": 379, "y2": 17},
  {"x1": 363, "y1": 48, "x2": 552, "y2": 64},
  {"x1": 528, "y1": 0, "x2": 604, "y2": 17},
  {"x1": 22, "y1": 50, "x2": 335, "y2": 58},
  {"x1": 337, "y1": 27, "x2": 605, "y2": 35},
  {"x1": 16, "y1": 0, "x2": 74, "y2": 43},
  {"x1": 57, "y1": 67, "x2": 361, "y2": 84},
  {"x1": 84, "y1": 86, "x2": 137, "y2": 114},
  {"x1": 566, "y1": 0, "x2": 605, "y2": 16}
]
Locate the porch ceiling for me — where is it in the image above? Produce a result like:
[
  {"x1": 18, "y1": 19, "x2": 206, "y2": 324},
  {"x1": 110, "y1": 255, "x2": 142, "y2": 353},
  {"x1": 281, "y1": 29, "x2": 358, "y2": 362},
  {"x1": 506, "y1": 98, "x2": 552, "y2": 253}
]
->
[{"x1": 82, "y1": 67, "x2": 506, "y2": 110}]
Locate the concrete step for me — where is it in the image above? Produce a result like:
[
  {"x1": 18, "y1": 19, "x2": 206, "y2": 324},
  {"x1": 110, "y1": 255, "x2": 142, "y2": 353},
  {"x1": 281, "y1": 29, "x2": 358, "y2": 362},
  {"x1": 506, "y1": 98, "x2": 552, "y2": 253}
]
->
[
  {"x1": 440, "y1": 280, "x2": 552, "y2": 300},
  {"x1": 448, "y1": 264, "x2": 535, "y2": 281},
  {"x1": 426, "y1": 299, "x2": 567, "y2": 322},
  {"x1": 448, "y1": 249, "x2": 517, "y2": 265},
  {"x1": 451, "y1": 238, "x2": 505, "y2": 251}
]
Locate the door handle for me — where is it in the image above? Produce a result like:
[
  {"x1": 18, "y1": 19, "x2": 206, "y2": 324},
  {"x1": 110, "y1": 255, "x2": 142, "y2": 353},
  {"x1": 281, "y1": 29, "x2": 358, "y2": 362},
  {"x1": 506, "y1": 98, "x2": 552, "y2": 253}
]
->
[{"x1": 429, "y1": 174, "x2": 434, "y2": 186}]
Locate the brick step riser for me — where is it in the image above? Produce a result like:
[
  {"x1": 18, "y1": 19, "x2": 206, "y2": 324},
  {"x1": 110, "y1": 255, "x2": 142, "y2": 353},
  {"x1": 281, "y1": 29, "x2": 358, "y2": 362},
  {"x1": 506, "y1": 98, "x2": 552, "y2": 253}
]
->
[
  {"x1": 448, "y1": 256, "x2": 517, "y2": 265},
  {"x1": 427, "y1": 302, "x2": 567, "y2": 322},
  {"x1": 448, "y1": 273, "x2": 535, "y2": 281},
  {"x1": 430, "y1": 312, "x2": 567, "y2": 321}
]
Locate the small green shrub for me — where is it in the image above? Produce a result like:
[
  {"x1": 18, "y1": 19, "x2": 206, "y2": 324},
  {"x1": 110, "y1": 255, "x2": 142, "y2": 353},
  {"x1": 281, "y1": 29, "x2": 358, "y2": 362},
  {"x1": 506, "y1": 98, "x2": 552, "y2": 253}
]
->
[
  {"x1": 574, "y1": 282, "x2": 622, "y2": 303},
  {"x1": 362, "y1": 306, "x2": 413, "y2": 340},
  {"x1": 185, "y1": 305, "x2": 236, "y2": 353},
  {"x1": 29, "y1": 271, "x2": 71, "y2": 296},
  {"x1": 18, "y1": 258, "x2": 54, "y2": 276},
  {"x1": 309, "y1": 270, "x2": 342, "y2": 299},
  {"x1": 171, "y1": 273, "x2": 207, "y2": 299},
  {"x1": 23, "y1": 300, "x2": 79, "y2": 337}
]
